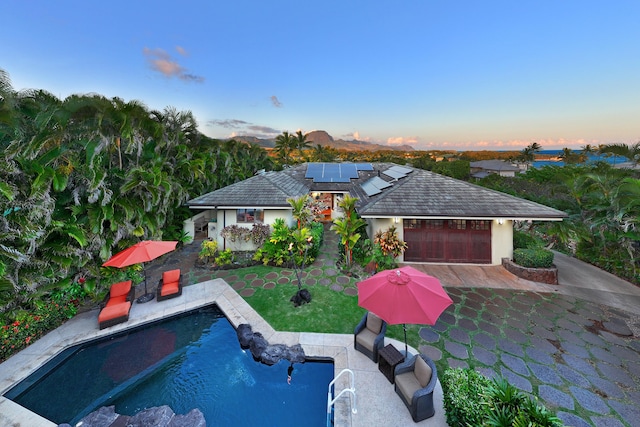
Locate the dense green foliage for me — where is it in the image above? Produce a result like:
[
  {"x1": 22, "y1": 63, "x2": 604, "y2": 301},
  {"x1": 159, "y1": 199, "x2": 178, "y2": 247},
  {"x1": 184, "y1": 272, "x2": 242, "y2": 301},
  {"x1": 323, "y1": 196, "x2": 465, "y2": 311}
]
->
[
  {"x1": 513, "y1": 230, "x2": 541, "y2": 250},
  {"x1": 513, "y1": 248, "x2": 554, "y2": 268},
  {"x1": 478, "y1": 164, "x2": 640, "y2": 284},
  {"x1": 441, "y1": 368, "x2": 563, "y2": 427},
  {"x1": 0, "y1": 69, "x2": 273, "y2": 320}
]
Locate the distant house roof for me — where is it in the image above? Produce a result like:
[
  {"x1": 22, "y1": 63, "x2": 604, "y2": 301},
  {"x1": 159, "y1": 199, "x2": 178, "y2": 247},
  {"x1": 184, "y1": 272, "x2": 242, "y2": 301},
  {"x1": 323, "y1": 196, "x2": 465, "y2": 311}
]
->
[
  {"x1": 187, "y1": 162, "x2": 567, "y2": 220},
  {"x1": 470, "y1": 160, "x2": 520, "y2": 172}
]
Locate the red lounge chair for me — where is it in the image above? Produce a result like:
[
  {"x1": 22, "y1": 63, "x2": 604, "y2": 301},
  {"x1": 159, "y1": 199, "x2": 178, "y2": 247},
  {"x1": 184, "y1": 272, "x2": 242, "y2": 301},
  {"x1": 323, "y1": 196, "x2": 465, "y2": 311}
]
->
[
  {"x1": 98, "y1": 301, "x2": 132, "y2": 330},
  {"x1": 157, "y1": 269, "x2": 183, "y2": 301},
  {"x1": 98, "y1": 280, "x2": 134, "y2": 329}
]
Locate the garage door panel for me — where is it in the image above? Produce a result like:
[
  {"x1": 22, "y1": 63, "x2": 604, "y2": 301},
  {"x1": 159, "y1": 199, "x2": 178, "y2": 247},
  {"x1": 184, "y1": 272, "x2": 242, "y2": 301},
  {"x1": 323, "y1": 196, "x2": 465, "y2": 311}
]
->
[{"x1": 403, "y1": 219, "x2": 492, "y2": 264}]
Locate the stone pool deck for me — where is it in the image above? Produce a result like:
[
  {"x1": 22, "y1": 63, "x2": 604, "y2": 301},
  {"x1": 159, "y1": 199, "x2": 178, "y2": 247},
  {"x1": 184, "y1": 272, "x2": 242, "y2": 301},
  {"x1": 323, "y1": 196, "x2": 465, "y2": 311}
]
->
[{"x1": 0, "y1": 279, "x2": 447, "y2": 427}]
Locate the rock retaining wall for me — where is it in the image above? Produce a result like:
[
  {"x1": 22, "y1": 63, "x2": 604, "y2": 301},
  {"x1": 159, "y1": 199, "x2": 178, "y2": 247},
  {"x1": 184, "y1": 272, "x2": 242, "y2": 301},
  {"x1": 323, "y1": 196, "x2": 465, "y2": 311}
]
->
[{"x1": 502, "y1": 257, "x2": 558, "y2": 285}]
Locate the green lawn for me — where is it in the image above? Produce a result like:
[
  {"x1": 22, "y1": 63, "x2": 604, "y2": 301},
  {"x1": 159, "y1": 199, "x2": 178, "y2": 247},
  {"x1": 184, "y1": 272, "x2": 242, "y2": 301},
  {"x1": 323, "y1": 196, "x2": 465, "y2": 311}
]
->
[{"x1": 237, "y1": 268, "x2": 425, "y2": 350}]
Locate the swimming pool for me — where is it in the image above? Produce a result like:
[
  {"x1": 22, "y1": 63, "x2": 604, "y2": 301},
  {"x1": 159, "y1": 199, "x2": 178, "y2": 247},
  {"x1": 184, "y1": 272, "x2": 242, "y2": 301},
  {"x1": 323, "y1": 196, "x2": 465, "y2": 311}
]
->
[{"x1": 4, "y1": 305, "x2": 334, "y2": 426}]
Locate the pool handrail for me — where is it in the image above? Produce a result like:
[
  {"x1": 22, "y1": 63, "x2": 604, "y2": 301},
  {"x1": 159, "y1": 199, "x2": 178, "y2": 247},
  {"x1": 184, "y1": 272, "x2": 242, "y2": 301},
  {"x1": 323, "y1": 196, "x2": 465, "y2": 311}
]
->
[{"x1": 327, "y1": 368, "x2": 357, "y2": 422}]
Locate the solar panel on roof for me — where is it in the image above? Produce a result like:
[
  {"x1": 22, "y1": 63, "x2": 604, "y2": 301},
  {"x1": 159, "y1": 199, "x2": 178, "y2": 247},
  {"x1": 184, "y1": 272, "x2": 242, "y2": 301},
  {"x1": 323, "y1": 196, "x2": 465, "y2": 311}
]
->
[
  {"x1": 306, "y1": 162, "x2": 374, "y2": 182},
  {"x1": 305, "y1": 163, "x2": 323, "y2": 178},
  {"x1": 388, "y1": 165, "x2": 413, "y2": 175},
  {"x1": 314, "y1": 176, "x2": 351, "y2": 183},
  {"x1": 370, "y1": 176, "x2": 392, "y2": 190},
  {"x1": 324, "y1": 164, "x2": 340, "y2": 178},
  {"x1": 382, "y1": 169, "x2": 407, "y2": 180},
  {"x1": 361, "y1": 181, "x2": 382, "y2": 196},
  {"x1": 355, "y1": 163, "x2": 374, "y2": 171},
  {"x1": 340, "y1": 163, "x2": 359, "y2": 178}
]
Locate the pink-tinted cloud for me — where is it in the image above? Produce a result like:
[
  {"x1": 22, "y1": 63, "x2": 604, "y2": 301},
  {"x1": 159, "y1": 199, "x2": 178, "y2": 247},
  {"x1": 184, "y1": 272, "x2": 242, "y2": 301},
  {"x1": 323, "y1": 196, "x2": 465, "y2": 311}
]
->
[
  {"x1": 270, "y1": 95, "x2": 282, "y2": 107},
  {"x1": 350, "y1": 131, "x2": 371, "y2": 142},
  {"x1": 143, "y1": 47, "x2": 204, "y2": 83},
  {"x1": 387, "y1": 136, "x2": 418, "y2": 146}
]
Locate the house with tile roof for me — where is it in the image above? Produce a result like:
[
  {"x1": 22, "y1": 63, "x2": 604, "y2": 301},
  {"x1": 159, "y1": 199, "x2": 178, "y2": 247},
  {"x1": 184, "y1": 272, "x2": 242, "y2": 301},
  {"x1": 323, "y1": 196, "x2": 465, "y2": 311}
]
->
[
  {"x1": 470, "y1": 160, "x2": 522, "y2": 179},
  {"x1": 186, "y1": 162, "x2": 566, "y2": 265}
]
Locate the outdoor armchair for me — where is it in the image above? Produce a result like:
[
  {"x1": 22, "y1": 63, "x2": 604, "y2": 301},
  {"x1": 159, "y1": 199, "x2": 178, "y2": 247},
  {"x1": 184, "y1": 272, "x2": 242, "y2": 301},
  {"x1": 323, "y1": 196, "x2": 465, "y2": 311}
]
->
[
  {"x1": 157, "y1": 269, "x2": 183, "y2": 301},
  {"x1": 394, "y1": 353, "x2": 438, "y2": 422},
  {"x1": 354, "y1": 312, "x2": 387, "y2": 362}
]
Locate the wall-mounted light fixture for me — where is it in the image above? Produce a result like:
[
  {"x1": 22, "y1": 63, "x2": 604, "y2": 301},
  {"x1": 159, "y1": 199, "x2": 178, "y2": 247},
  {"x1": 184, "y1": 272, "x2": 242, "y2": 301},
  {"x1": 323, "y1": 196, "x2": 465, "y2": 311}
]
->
[
  {"x1": 497, "y1": 218, "x2": 504, "y2": 225},
  {"x1": 394, "y1": 217, "x2": 400, "y2": 224}
]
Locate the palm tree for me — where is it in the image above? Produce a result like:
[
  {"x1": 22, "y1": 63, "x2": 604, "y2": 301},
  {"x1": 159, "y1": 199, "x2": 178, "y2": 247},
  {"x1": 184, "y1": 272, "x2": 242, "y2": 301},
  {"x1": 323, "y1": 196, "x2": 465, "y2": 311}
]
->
[
  {"x1": 293, "y1": 130, "x2": 311, "y2": 160},
  {"x1": 517, "y1": 142, "x2": 542, "y2": 169},
  {"x1": 274, "y1": 131, "x2": 296, "y2": 165},
  {"x1": 330, "y1": 195, "x2": 366, "y2": 268}
]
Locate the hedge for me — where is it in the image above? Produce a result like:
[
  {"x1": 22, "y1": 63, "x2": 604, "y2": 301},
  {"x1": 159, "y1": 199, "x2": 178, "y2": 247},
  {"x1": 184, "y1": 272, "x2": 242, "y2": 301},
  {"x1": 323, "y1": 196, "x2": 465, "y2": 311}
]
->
[{"x1": 513, "y1": 248, "x2": 554, "y2": 268}]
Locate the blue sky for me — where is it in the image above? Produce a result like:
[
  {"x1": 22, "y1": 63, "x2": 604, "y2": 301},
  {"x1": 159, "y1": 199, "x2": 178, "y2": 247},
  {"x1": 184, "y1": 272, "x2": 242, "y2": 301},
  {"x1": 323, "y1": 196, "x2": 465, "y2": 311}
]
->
[{"x1": 2, "y1": 1, "x2": 639, "y2": 151}]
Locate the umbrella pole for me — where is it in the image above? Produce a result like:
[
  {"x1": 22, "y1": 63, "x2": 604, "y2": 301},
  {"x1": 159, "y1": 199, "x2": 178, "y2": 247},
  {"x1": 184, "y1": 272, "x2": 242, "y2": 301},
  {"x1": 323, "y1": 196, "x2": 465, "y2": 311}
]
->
[
  {"x1": 136, "y1": 263, "x2": 155, "y2": 303},
  {"x1": 403, "y1": 324, "x2": 408, "y2": 357}
]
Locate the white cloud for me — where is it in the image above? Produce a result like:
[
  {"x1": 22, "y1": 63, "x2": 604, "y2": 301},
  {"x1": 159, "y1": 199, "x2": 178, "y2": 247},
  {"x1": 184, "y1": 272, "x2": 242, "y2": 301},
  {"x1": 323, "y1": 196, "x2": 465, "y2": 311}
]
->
[{"x1": 387, "y1": 136, "x2": 418, "y2": 146}]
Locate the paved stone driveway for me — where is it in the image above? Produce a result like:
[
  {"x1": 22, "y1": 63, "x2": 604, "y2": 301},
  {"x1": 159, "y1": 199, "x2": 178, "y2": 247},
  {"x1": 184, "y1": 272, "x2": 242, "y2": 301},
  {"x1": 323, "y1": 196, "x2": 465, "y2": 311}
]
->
[{"x1": 147, "y1": 231, "x2": 640, "y2": 427}]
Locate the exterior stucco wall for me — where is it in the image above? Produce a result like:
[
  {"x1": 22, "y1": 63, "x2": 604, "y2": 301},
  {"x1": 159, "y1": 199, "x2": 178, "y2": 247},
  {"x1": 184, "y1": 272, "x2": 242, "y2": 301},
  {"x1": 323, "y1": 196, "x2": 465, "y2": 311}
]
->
[
  {"x1": 492, "y1": 219, "x2": 513, "y2": 265},
  {"x1": 208, "y1": 208, "x2": 293, "y2": 250}
]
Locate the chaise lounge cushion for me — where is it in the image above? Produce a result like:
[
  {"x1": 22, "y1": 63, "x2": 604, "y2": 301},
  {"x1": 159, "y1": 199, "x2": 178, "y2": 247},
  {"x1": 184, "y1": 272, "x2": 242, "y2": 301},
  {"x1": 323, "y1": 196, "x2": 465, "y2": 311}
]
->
[
  {"x1": 98, "y1": 301, "x2": 132, "y2": 329},
  {"x1": 104, "y1": 281, "x2": 133, "y2": 308}
]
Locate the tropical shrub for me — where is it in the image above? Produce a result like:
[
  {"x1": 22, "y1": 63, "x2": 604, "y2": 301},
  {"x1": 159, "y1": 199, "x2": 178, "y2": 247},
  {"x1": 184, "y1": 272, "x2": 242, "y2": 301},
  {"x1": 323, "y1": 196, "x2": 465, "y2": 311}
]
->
[
  {"x1": 374, "y1": 225, "x2": 408, "y2": 258},
  {"x1": 214, "y1": 249, "x2": 234, "y2": 266},
  {"x1": 1, "y1": 298, "x2": 79, "y2": 362},
  {"x1": 513, "y1": 248, "x2": 554, "y2": 268},
  {"x1": 441, "y1": 369, "x2": 563, "y2": 427},
  {"x1": 253, "y1": 219, "x2": 322, "y2": 267},
  {"x1": 199, "y1": 239, "x2": 218, "y2": 262},
  {"x1": 441, "y1": 368, "x2": 492, "y2": 426},
  {"x1": 250, "y1": 223, "x2": 271, "y2": 246},
  {"x1": 513, "y1": 230, "x2": 540, "y2": 250}
]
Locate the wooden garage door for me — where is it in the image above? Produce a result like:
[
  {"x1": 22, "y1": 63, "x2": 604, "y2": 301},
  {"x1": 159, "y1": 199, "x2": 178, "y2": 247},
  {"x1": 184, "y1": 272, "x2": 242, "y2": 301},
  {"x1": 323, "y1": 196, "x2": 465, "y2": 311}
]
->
[{"x1": 403, "y1": 219, "x2": 491, "y2": 263}]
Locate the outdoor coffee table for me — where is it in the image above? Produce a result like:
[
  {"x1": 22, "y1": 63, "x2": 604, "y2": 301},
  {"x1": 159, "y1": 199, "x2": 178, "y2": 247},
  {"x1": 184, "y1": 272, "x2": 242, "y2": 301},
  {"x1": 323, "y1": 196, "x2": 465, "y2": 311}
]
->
[{"x1": 378, "y1": 344, "x2": 405, "y2": 384}]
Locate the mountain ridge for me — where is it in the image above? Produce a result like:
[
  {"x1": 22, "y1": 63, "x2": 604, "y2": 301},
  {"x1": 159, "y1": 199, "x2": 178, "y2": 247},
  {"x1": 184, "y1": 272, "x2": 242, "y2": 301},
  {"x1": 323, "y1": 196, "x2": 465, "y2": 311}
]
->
[{"x1": 226, "y1": 130, "x2": 414, "y2": 152}]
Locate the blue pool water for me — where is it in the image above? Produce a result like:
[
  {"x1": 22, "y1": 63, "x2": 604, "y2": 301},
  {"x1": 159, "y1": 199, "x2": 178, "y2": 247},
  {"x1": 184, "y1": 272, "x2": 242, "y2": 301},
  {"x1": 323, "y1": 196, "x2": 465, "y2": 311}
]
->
[{"x1": 5, "y1": 306, "x2": 334, "y2": 426}]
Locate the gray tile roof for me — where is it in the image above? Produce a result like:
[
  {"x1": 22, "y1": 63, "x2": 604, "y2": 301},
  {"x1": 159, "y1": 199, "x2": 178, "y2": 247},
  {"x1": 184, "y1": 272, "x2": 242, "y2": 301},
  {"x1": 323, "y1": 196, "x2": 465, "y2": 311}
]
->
[
  {"x1": 470, "y1": 160, "x2": 520, "y2": 172},
  {"x1": 187, "y1": 169, "x2": 310, "y2": 207},
  {"x1": 358, "y1": 167, "x2": 567, "y2": 219},
  {"x1": 187, "y1": 162, "x2": 567, "y2": 220}
]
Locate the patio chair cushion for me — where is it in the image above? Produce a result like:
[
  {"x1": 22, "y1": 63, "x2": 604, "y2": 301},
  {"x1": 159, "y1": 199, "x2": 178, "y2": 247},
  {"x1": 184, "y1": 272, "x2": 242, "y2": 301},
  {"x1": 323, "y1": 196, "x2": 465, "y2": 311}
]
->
[
  {"x1": 105, "y1": 294, "x2": 128, "y2": 307},
  {"x1": 355, "y1": 327, "x2": 377, "y2": 352},
  {"x1": 414, "y1": 354, "x2": 432, "y2": 388},
  {"x1": 109, "y1": 280, "x2": 132, "y2": 298},
  {"x1": 163, "y1": 269, "x2": 180, "y2": 284},
  {"x1": 366, "y1": 312, "x2": 383, "y2": 334},
  {"x1": 158, "y1": 269, "x2": 182, "y2": 299},
  {"x1": 160, "y1": 281, "x2": 180, "y2": 297}
]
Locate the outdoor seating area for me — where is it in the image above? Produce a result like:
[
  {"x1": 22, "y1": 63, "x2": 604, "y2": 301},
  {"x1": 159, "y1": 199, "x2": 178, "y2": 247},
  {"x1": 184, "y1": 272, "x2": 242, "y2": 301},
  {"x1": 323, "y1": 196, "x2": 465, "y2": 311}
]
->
[
  {"x1": 354, "y1": 312, "x2": 387, "y2": 362},
  {"x1": 157, "y1": 269, "x2": 183, "y2": 301},
  {"x1": 98, "y1": 280, "x2": 134, "y2": 329}
]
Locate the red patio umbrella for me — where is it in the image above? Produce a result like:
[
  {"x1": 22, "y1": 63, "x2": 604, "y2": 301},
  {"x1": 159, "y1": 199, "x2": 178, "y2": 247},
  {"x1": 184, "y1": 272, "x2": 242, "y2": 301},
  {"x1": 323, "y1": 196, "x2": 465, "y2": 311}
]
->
[
  {"x1": 103, "y1": 240, "x2": 178, "y2": 303},
  {"x1": 357, "y1": 266, "x2": 453, "y2": 355}
]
